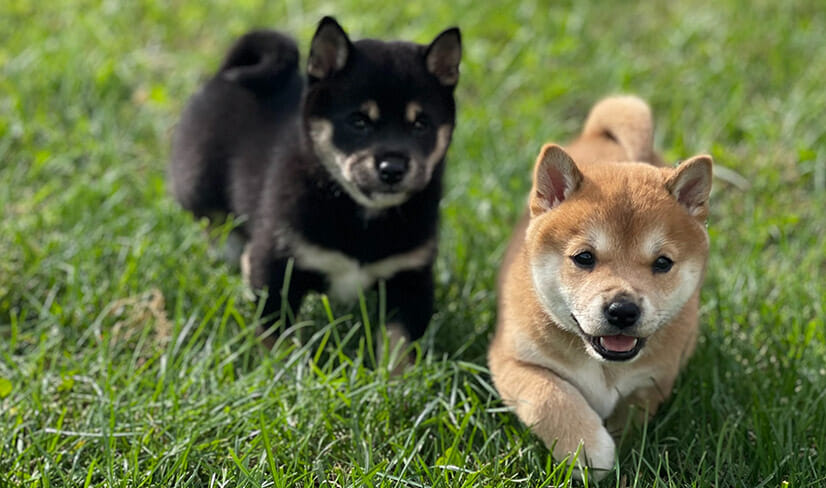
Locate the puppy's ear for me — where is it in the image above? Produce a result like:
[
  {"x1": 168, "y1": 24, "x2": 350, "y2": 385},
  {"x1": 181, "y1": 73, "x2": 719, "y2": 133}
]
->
[
  {"x1": 530, "y1": 144, "x2": 583, "y2": 217},
  {"x1": 425, "y1": 28, "x2": 461, "y2": 86},
  {"x1": 666, "y1": 155, "x2": 713, "y2": 219},
  {"x1": 308, "y1": 17, "x2": 351, "y2": 80}
]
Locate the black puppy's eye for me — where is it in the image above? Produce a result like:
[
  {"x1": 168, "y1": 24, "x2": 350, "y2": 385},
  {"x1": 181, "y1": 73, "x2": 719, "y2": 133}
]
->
[
  {"x1": 348, "y1": 113, "x2": 372, "y2": 131},
  {"x1": 653, "y1": 256, "x2": 674, "y2": 273},
  {"x1": 572, "y1": 251, "x2": 596, "y2": 269},
  {"x1": 412, "y1": 114, "x2": 431, "y2": 132}
]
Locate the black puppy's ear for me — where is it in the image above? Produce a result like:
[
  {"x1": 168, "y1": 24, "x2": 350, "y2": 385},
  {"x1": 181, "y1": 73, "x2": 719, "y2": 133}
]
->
[
  {"x1": 308, "y1": 17, "x2": 351, "y2": 80},
  {"x1": 425, "y1": 27, "x2": 461, "y2": 86}
]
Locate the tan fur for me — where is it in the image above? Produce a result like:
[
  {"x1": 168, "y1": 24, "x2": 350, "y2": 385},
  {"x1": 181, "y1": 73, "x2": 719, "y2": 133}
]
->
[
  {"x1": 489, "y1": 95, "x2": 712, "y2": 480},
  {"x1": 361, "y1": 100, "x2": 380, "y2": 121}
]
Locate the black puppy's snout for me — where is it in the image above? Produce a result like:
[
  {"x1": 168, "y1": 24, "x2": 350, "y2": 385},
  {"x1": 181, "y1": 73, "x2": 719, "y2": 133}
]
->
[
  {"x1": 376, "y1": 154, "x2": 409, "y2": 184},
  {"x1": 604, "y1": 299, "x2": 641, "y2": 328}
]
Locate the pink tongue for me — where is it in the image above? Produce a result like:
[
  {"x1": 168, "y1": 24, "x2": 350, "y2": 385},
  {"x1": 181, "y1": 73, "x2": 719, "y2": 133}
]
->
[{"x1": 600, "y1": 335, "x2": 638, "y2": 352}]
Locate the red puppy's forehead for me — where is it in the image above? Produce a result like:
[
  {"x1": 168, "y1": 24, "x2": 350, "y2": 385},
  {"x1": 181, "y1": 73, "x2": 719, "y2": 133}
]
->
[{"x1": 528, "y1": 164, "x2": 708, "y2": 261}]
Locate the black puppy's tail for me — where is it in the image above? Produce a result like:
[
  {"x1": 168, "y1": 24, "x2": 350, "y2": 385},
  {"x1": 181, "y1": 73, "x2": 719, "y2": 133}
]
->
[{"x1": 219, "y1": 30, "x2": 299, "y2": 94}]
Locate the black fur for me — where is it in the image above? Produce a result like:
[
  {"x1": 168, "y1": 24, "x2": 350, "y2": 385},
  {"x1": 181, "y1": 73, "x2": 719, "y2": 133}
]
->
[{"x1": 170, "y1": 17, "x2": 461, "y2": 343}]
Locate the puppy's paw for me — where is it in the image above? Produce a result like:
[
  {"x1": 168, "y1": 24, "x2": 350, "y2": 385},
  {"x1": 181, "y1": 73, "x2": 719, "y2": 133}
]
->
[
  {"x1": 572, "y1": 426, "x2": 615, "y2": 482},
  {"x1": 542, "y1": 397, "x2": 615, "y2": 480},
  {"x1": 239, "y1": 245, "x2": 257, "y2": 302},
  {"x1": 377, "y1": 322, "x2": 415, "y2": 376},
  {"x1": 491, "y1": 360, "x2": 617, "y2": 481}
]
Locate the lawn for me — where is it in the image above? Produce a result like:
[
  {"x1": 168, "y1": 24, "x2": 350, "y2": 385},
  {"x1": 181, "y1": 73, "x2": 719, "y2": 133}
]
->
[{"x1": 2, "y1": 0, "x2": 825, "y2": 486}]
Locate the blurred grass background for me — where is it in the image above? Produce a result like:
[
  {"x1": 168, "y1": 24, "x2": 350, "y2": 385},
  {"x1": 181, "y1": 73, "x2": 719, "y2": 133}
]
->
[{"x1": 1, "y1": 0, "x2": 825, "y2": 486}]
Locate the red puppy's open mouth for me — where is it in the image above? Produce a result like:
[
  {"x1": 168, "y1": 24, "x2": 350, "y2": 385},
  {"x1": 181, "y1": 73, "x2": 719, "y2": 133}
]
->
[
  {"x1": 589, "y1": 335, "x2": 646, "y2": 361},
  {"x1": 570, "y1": 314, "x2": 646, "y2": 361}
]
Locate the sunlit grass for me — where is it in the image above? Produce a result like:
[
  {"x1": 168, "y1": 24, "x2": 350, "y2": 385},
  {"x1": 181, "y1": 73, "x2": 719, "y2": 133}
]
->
[{"x1": 1, "y1": 0, "x2": 825, "y2": 486}]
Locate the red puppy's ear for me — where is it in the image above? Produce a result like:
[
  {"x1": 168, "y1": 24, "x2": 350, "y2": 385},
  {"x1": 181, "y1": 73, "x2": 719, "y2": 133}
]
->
[
  {"x1": 666, "y1": 155, "x2": 713, "y2": 219},
  {"x1": 530, "y1": 144, "x2": 583, "y2": 217}
]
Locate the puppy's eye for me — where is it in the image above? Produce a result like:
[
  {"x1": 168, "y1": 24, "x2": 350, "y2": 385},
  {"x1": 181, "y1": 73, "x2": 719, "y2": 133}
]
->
[
  {"x1": 653, "y1": 256, "x2": 674, "y2": 273},
  {"x1": 348, "y1": 113, "x2": 372, "y2": 131},
  {"x1": 412, "y1": 114, "x2": 431, "y2": 132},
  {"x1": 571, "y1": 251, "x2": 596, "y2": 269}
]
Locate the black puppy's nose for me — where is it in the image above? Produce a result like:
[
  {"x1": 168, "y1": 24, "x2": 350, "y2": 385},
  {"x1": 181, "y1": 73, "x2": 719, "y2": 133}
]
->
[
  {"x1": 376, "y1": 154, "x2": 409, "y2": 184},
  {"x1": 604, "y1": 300, "x2": 641, "y2": 328}
]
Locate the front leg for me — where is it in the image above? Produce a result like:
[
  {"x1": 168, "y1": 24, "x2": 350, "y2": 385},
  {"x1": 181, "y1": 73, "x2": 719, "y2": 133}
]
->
[
  {"x1": 377, "y1": 267, "x2": 434, "y2": 370},
  {"x1": 244, "y1": 242, "x2": 322, "y2": 347},
  {"x1": 489, "y1": 358, "x2": 615, "y2": 481},
  {"x1": 383, "y1": 266, "x2": 434, "y2": 340}
]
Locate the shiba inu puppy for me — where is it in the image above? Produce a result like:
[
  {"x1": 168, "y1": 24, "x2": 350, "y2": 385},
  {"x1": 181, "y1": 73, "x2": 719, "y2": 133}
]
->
[
  {"x1": 169, "y1": 17, "x2": 461, "y2": 355},
  {"x1": 488, "y1": 96, "x2": 712, "y2": 480}
]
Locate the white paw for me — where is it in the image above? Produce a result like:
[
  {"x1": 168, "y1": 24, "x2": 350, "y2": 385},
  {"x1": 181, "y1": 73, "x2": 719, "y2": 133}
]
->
[
  {"x1": 572, "y1": 427, "x2": 615, "y2": 482},
  {"x1": 240, "y1": 245, "x2": 251, "y2": 284},
  {"x1": 377, "y1": 323, "x2": 414, "y2": 375},
  {"x1": 239, "y1": 245, "x2": 256, "y2": 301}
]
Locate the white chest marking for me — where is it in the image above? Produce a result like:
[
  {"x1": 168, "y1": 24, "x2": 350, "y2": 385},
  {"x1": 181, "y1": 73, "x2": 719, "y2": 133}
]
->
[
  {"x1": 291, "y1": 238, "x2": 434, "y2": 301},
  {"x1": 515, "y1": 332, "x2": 656, "y2": 418}
]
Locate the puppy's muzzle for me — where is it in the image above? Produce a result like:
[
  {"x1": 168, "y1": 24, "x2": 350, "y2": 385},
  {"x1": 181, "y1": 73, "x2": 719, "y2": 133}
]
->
[{"x1": 376, "y1": 153, "x2": 409, "y2": 185}]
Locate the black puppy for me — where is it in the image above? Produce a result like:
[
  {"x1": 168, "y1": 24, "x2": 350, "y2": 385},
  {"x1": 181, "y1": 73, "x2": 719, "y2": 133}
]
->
[{"x1": 170, "y1": 17, "x2": 461, "y2": 353}]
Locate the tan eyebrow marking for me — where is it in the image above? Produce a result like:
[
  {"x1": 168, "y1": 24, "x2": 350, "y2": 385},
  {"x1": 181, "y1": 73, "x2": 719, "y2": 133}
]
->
[
  {"x1": 361, "y1": 100, "x2": 379, "y2": 121},
  {"x1": 405, "y1": 101, "x2": 423, "y2": 123}
]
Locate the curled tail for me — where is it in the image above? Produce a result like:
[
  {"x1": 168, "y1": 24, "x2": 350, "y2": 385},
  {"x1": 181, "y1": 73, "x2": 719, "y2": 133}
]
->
[
  {"x1": 582, "y1": 95, "x2": 656, "y2": 163},
  {"x1": 219, "y1": 30, "x2": 300, "y2": 94}
]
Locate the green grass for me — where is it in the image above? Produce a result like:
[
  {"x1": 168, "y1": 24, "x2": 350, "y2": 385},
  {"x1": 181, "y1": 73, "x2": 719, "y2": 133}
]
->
[{"x1": 2, "y1": 0, "x2": 825, "y2": 486}]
